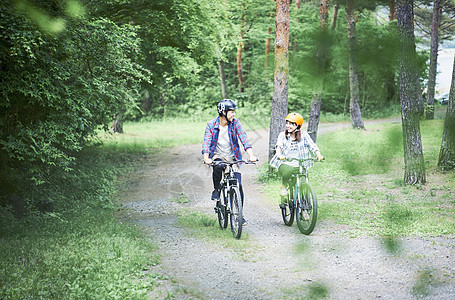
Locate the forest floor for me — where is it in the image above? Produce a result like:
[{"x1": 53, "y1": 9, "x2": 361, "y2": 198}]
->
[{"x1": 117, "y1": 119, "x2": 455, "y2": 300}]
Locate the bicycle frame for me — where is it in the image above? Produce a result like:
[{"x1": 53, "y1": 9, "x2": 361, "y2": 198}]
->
[
  {"x1": 210, "y1": 159, "x2": 255, "y2": 239},
  {"x1": 280, "y1": 157, "x2": 319, "y2": 235}
]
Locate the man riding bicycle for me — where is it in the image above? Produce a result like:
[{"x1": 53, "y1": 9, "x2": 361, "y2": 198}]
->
[{"x1": 202, "y1": 99, "x2": 258, "y2": 225}]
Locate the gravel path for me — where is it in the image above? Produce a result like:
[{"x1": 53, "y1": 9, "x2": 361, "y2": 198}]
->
[{"x1": 119, "y1": 120, "x2": 455, "y2": 299}]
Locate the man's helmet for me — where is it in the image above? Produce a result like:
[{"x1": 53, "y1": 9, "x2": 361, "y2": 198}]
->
[
  {"x1": 286, "y1": 112, "x2": 304, "y2": 127},
  {"x1": 217, "y1": 99, "x2": 237, "y2": 115}
]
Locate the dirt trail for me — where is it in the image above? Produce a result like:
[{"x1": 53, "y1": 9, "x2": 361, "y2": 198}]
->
[{"x1": 119, "y1": 120, "x2": 455, "y2": 299}]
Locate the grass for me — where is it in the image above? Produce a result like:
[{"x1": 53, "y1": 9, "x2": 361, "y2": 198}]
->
[
  {"x1": 0, "y1": 208, "x2": 158, "y2": 299},
  {"x1": 262, "y1": 118, "x2": 455, "y2": 237},
  {"x1": 0, "y1": 143, "x2": 160, "y2": 299},
  {"x1": 176, "y1": 209, "x2": 260, "y2": 261},
  {"x1": 98, "y1": 119, "x2": 207, "y2": 153}
]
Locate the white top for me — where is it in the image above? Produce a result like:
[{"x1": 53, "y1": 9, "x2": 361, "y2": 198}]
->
[{"x1": 215, "y1": 124, "x2": 234, "y2": 159}]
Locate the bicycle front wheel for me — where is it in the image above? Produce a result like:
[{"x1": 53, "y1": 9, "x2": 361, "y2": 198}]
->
[
  {"x1": 281, "y1": 185, "x2": 294, "y2": 226},
  {"x1": 229, "y1": 186, "x2": 243, "y2": 239},
  {"x1": 296, "y1": 183, "x2": 317, "y2": 235},
  {"x1": 217, "y1": 188, "x2": 228, "y2": 229}
]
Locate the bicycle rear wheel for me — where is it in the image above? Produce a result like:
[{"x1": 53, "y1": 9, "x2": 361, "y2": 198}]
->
[
  {"x1": 229, "y1": 186, "x2": 243, "y2": 239},
  {"x1": 281, "y1": 185, "x2": 294, "y2": 226},
  {"x1": 296, "y1": 182, "x2": 317, "y2": 235},
  {"x1": 217, "y1": 188, "x2": 228, "y2": 229}
]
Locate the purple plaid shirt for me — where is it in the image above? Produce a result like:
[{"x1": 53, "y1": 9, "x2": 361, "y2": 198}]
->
[{"x1": 202, "y1": 116, "x2": 252, "y2": 162}]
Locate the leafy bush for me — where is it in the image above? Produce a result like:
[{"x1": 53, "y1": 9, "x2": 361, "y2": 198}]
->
[{"x1": 0, "y1": 2, "x2": 151, "y2": 207}]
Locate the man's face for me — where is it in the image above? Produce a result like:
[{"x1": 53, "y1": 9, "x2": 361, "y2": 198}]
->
[{"x1": 226, "y1": 110, "x2": 236, "y2": 121}]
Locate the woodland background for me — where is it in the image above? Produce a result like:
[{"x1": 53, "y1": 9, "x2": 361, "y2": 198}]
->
[{"x1": 1, "y1": 0, "x2": 454, "y2": 212}]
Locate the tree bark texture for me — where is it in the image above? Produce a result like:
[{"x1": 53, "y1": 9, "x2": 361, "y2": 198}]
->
[
  {"x1": 346, "y1": 0, "x2": 365, "y2": 130},
  {"x1": 425, "y1": 0, "x2": 440, "y2": 120},
  {"x1": 438, "y1": 53, "x2": 455, "y2": 169},
  {"x1": 307, "y1": 0, "x2": 330, "y2": 143},
  {"x1": 397, "y1": 0, "x2": 426, "y2": 185},
  {"x1": 330, "y1": 4, "x2": 339, "y2": 31},
  {"x1": 110, "y1": 113, "x2": 124, "y2": 134},
  {"x1": 269, "y1": 0, "x2": 290, "y2": 162},
  {"x1": 265, "y1": 26, "x2": 272, "y2": 70},
  {"x1": 219, "y1": 59, "x2": 227, "y2": 99},
  {"x1": 389, "y1": 0, "x2": 397, "y2": 21},
  {"x1": 237, "y1": 42, "x2": 244, "y2": 93}
]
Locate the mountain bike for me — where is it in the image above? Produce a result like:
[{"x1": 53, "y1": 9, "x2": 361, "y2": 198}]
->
[
  {"x1": 210, "y1": 160, "x2": 255, "y2": 239},
  {"x1": 280, "y1": 157, "x2": 320, "y2": 235}
]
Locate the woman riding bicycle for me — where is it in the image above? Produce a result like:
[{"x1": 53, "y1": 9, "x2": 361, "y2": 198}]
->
[{"x1": 269, "y1": 112, "x2": 323, "y2": 208}]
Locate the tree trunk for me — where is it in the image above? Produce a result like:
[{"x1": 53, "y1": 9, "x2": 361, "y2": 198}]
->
[
  {"x1": 330, "y1": 4, "x2": 339, "y2": 31},
  {"x1": 292, "y1": 0, "x2": 301, "y2": 53},
  {"x1": 269, "y1": 0, "x2": 290, "y2": 162},
  {"x1": 438, "y1": 53, "x2": 455, "y2": 169},
  {"x1": 237, "y1": 42, "x2": 244, "y2": 93},
  {"x1": 346, "y1": 0, "x2": 365, "y2": 130},
  {"x1": 425, "y1": 0, "x2": 441, "y2": 120},
  {"x1": 219, "y1": 59, "x2": 227, "y2": 99},
  {"x1": 237, "y1": 1, "x2": 246, "y2": 94},
  {"x1": 397, "y1": 0, "x2": 426, "y2": 185},
  {"x1": 389, "y1": 0, "x2": 396, "y2": 21},
  {"x1": 265, "y1": 26, "x2": 272, "y2": 70},
  {"x1": 307, "y1": 0, "x2": 330, "y2": 143},
  {"x1": 110, "y1": 113, "x2": 124, "y2": 134}
]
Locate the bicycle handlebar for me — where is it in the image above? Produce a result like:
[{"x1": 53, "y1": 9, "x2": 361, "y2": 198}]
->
[
  {"x1": 207, "y1": 159, "x2": 258, "y2": 167},
  {"x1": 281, "y1": 157, "x2": 324, "y2": 162}
]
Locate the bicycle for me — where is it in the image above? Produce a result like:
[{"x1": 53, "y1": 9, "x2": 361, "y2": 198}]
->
[
  {"x1": 280, "y1": 157, "x2": 321, "y2": 235},
  {"x1": 210, "y1": 160, "x2": 255, "y2": 239}
]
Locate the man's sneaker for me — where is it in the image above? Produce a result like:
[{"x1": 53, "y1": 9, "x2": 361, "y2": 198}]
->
[
  {"x1": 280, "y1": 187, "x2": 288, "y2": 197},
  {"x1": 211, "y1": 189, "x2": 220, "y2": 201},
  {"x1": 242, "y1": 218, "x2": 248, "y2": 226}
]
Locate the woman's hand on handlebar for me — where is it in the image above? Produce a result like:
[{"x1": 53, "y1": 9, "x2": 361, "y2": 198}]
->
[{"x1": 316, "y1": 151, "x2": 324, "y2": 162}]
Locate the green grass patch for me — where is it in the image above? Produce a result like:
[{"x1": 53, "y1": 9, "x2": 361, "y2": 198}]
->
[
  {"x1": 176, "y1": 209, "x2": 259, "y2": 261},
  {"x1": 97, "y1": 109, "x2": 269, "y2": 154},
  {"x1": 0, "y1": 208, "x2": 158, "y2": 299},
  {"x1": 98, "y1": 119, "x2": 207, "y2": 153}
]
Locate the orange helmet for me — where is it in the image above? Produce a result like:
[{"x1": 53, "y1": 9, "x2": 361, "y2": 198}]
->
[{"x1": 286, "y1": 112, "x2": 303, "y2": 127}]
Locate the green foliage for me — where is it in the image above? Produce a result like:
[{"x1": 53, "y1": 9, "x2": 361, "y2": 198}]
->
[{"x1": 0, "y1": 1, "x2": 151, "y2": 203}]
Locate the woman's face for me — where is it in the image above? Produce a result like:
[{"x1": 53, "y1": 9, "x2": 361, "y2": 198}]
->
[{"x1": 286, "y1": 120, "x2": 297, "y2": 132}]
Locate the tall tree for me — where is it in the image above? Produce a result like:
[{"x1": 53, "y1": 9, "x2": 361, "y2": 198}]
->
[
  {"x1": 425, "y1": 0, "x2": 441, "y2": 120},
  {"x1": 331, "y1": 3, "x2": 339, "y2": 30},
  {"x1": 397, "y1": 0, "x2": 426, "y2": 185},
  {"x1": 307, "y1": 0, "x2": 330, "y2": 143},
  {"x1": 265, "y1": 25, "x2": 272, "y2": 70},
  {"x1": 438, "y1": 52, "x2": 455, "y2": 169},
  {"x1": 237, "y1": 1, "x2": 246, "y2": 93},
  {"x1": 389, "y1": 0, "x2": 397, "y2": 20},
  {"x1": 219, "y1": 60, "x2": 228, "y2": 99},
  {"x1": 269, "y1": 0, "x2": 291, "y2": 161},
  {"x1": 345, "y1": 0, "x2": 365, "y2": 129}
]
